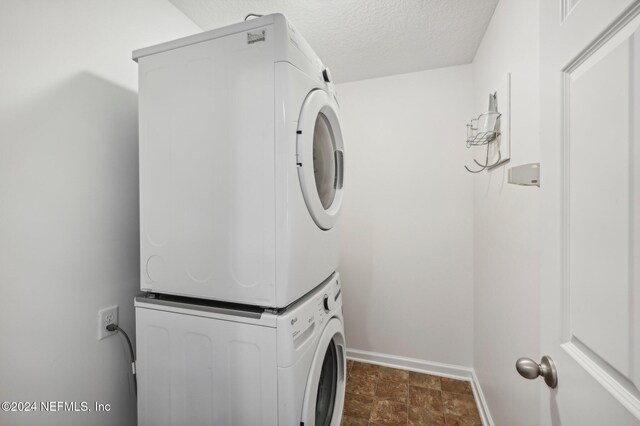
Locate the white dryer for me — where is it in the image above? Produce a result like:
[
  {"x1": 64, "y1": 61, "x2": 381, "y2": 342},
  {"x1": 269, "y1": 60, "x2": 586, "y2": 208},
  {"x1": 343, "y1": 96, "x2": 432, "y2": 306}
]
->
[
  {"x1": 135, "y1": 273, "x2": 346, "y2": 426},
  {"x1": 134, "y1": 13, "x2": 345, "y2": 308}
]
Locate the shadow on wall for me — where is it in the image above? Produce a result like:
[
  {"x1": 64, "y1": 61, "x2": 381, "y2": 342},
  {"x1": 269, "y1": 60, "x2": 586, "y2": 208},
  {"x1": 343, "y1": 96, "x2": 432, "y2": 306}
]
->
[
  {"x1": 340, "y1": 185, "x2": 375, "y2": 349},
  {"x1": 0, "y1": 72, "x2": 140, "y2": 426}
]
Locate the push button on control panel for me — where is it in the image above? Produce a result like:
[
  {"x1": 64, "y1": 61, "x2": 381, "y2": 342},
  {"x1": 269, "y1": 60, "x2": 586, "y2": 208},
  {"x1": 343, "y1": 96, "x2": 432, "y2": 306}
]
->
[{"x1": 317, "y1": 297, "x2": 325, "y2": 324}]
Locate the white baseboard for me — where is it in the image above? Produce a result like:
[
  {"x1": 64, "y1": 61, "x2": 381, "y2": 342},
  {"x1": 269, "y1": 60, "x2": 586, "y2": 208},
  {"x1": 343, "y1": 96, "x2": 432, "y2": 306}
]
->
[
  {"x1": 346, "y1": 348, "x2": 494, "y2": 426},
  {"x1": 346, "y1": 348, "x2": 473, "y2": 380},
  {"x1": 470, "y1": 369, "x2": 495, "y2": 426}
]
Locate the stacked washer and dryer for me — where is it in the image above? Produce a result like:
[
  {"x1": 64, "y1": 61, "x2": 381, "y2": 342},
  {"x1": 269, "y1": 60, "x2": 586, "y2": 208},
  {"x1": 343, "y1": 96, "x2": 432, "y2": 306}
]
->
[{"x1": 132, "y1": 14, "x2": 346, "y2": 426}]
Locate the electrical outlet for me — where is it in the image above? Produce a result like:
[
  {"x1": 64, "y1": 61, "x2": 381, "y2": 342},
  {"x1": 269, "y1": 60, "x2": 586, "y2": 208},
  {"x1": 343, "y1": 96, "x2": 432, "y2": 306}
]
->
[{"x1": 97, "y1": 305, "x2": 118, "y2": 341}]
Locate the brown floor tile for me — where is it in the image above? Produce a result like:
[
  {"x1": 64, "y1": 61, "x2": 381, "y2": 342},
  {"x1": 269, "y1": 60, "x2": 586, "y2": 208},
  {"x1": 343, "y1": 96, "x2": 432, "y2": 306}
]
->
[
  {"x1": 370, "y1": 400, "x2": 408, "y2": 425},
  {"x1": 378, "y1": 365, "x2": 410, "y2": 383},
  {"x1": 409, "y1": 386, "x2": 443, "y2": 413},
  {"x1": 440, "y1": 378, "x2": 473, "y2": 395},
  {"x1": 346, "y1": 373, "x2": 377, "y2": 396},
  {"x1": 408, "y1": 406, "x2": 446, "y2": 426},
  {"x1": 341, "y1": 414, "x2": 369, "y2": 426},
  {"x1": 444, "y1": 414, "x2": 482, "y2": 426},
  {"x1": 351, "y1": 361, "x2": 381, "y2": 379},
  {"x1": 344, "y1": 393, "x2": 375, "y2": 419},
  {"x1": 442, "y1": 392, "x2": 480, "y2": 420},
  {"x1": 375, "y1": 379, "x2": 409, "y2": 403},
  {"x1": 344, "y1": 365, "x2": 482, "y2": 426},
  {"x1": 409, "y1": 371, "x2": 441, "y2": 390}
]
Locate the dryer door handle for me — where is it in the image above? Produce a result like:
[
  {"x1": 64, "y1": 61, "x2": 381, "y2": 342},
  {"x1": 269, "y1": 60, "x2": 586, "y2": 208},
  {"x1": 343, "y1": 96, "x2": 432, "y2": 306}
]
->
[{"x1": 335, "y1": 150, "x2": 344, "y2": 190}]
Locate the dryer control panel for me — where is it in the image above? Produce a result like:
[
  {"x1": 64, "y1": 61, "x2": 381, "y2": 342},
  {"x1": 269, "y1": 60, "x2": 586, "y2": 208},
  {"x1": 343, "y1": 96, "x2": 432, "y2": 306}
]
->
[{"x1": 276, "y1": 273, "x2": 342, "y2": 368}]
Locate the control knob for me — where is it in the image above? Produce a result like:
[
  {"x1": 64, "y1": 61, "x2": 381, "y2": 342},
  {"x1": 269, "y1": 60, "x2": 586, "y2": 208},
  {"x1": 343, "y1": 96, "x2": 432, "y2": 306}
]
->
[
  {"x1": 322, "y1": 294, "x2": 333, "y2": 312},
  {"x1": 322, "y1": 67, "x2": 332, "y2": 83}
]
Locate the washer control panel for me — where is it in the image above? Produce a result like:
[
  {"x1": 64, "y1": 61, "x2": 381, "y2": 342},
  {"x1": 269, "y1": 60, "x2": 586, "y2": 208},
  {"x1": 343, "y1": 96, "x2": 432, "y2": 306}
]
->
[{"x1": 276, "y1": 273, "x2": 342, "y2": 367}]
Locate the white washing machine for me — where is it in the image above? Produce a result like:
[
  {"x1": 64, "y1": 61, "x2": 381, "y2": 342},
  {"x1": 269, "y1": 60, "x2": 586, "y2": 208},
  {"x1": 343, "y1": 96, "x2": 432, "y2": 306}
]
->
[
  {"x1": 134, "y1": 14, "x2": 345, "y2": 308},
  {"x1": 135, "y1": 273, "x2": 346, "y2": 426}
]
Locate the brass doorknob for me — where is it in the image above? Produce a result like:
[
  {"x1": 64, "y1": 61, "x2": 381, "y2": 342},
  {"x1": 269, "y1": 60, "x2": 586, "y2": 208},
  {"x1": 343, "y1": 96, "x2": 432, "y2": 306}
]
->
[{"x1": 516, "y1": 355, "x2": 557, "y2": 388}]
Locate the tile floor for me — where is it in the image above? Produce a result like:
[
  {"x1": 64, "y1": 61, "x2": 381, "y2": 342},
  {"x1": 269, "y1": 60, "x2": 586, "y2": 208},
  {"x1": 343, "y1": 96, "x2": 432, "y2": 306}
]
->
[{"x1": 342, "y1": 360, "x2": 482, "y2": 426}]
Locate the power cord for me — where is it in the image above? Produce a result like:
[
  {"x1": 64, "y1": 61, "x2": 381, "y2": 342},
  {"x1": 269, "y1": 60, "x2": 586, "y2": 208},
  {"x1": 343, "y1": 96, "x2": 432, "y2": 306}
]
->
[{"x1": 106, "y1": 324, "x2": 137, "y2": 395}]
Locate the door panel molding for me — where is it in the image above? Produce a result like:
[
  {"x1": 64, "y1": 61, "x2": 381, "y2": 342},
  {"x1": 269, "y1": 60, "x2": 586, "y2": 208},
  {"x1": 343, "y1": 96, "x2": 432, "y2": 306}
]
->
[
  {"x1": 563, "y1": 339, "x2": 640, "y2": 417},
  {"x1": 561, "y1": 0, "x2": 584, "y2": 22},
  {"x1": 561, "y1": 2, "x2": 640, "y2": 75}
]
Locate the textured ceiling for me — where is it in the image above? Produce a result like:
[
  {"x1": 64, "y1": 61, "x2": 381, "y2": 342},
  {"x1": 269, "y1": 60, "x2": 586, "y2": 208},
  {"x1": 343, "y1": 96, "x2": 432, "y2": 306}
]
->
[{"x1": 168, "y1": 0, "x2": 499, "y2": 83}]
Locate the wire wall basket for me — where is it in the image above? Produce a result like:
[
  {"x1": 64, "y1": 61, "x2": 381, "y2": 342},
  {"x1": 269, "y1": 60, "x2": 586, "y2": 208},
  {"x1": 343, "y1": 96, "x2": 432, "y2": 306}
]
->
[
  {"x1": 465, "y1": 87, "x2": 510, "y2": 173},
  {"x1": 466, "y1": 111, "x2": 501, "y2": 147}
]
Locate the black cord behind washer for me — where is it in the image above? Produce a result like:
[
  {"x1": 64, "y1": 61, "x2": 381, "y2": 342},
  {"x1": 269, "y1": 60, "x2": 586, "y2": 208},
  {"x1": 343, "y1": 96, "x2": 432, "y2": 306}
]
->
[{"x1": 106, "y1": 324, "x2": 137, "y2": 395}]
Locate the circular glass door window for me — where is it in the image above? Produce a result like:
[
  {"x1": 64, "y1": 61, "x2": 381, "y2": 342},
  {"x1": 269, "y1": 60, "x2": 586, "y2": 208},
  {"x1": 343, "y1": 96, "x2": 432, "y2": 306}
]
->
[
  {"x1": 315, "y1": 340, "x2": 337, "y2": 426},
  {"x1": 297, "y1": 89, "x2": 344, "y2": 230},
  {"x1": 313, "y1": 113, "x2": 337, "y2": 209}
]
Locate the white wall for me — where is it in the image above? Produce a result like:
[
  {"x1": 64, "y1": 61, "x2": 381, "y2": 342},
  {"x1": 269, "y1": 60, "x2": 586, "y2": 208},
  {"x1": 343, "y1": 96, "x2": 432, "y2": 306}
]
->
[
  {"x1": 0, "y1": 2, "x2": 199, "y2": 425},
  {"x1": 471, "y1": 0, "x2": 541, "y2": 424},
  {"x1": 336, "y1": 65, "x2": 475, "y2": 366}
]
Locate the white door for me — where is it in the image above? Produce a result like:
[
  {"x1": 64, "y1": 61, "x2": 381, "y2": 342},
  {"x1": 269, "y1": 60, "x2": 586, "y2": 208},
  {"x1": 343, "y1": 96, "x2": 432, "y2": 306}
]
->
[
  {"x1": 297, "y1": 89, "x2": 345, "y2": 230},
  {"x1": 300, "y1": 318, "x2": 347, "y2": 426},
  {"x1": 540, "y1": 0, "x2": 640, "y2": 424}
]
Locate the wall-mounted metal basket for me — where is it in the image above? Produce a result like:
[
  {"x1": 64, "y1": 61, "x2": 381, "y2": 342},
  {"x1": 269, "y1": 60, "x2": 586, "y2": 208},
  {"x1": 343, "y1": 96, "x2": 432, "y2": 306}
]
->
[
  {"x1": 466, "y1": 111, "x2": 501, "y2": 147},
  {"x1": 464, "y1": 83, "x2": 511, "y2": 173}
]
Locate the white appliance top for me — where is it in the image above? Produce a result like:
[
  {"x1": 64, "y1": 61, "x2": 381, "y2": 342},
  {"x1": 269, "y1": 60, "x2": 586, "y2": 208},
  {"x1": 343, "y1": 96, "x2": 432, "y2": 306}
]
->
[
  {"x1": 132, "y1": 13, "x2": 326, "y2": 84},
  {"x1": 132, "y1": 14, "x2": 278, "y2": 61}
]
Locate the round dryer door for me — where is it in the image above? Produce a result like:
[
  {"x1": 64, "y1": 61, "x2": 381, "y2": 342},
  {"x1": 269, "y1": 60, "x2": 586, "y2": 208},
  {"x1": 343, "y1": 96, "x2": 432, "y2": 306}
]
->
[
  {"x1": 300, "y1": 318, "x2": 346, "y2": 426},
  {"x1": 297, "y1": 89, "x2": 344, "y2": 230}
]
